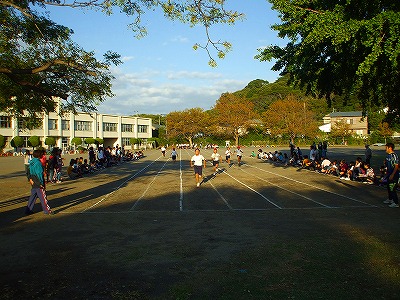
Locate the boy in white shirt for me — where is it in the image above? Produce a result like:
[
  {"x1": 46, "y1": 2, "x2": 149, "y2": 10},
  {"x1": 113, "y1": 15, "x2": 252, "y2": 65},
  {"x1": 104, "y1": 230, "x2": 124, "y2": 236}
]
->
[
  {"x1": 190, "y1": 148, "x2": 206, "y2": 187},
  {"x1": 211, "y1": 148, "x2": 222, "y2": 175}
]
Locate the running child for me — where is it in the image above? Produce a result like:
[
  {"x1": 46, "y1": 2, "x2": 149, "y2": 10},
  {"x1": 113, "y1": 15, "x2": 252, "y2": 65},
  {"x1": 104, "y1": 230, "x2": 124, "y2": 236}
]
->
[
  {"x1": 190, "y1": 148, "x2": 206, "y2": 187},
  {"x1": 211, "y1": 148, "x2": 222, "y2": 175},
  {"x1": 225, "y1": 147, "x2": 232, "y2": 165},
  {"x1": 171, "y1": 148, "x2": 178, "y2": 162},
  {"x1": 236, "y1": 146, "x2": 243, "y2": 166}
]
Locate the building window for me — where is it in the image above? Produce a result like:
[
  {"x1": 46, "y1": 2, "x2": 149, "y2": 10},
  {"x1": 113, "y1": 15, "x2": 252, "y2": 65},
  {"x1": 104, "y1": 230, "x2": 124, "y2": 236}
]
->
[
  {"x1": 121, "y1": 124, "x2": 133, "y2": 132},
  {"x1": 18, "y1": 118, "x2": 28, "y2": 130},
  {"x1": 75, "y1": 121, "x2": 92, "y2": 131},
  {"x1": 48, "y1": 119, "x2": 58, "y2": 130},
  {"x1": 62, "y1": 120, "x2": 70, "y2": 130},
  {"x1": 122, "y1": 138, "x2": 131, "y2": 146},
  {"x1": 103, "y1": 122, "x2": 117, "y2": 132},
  {"x1": 138, "y1": 125, "x2": 148, "y2": 133},
  {"x1": 0, "y1": 116, "x2": 11, "y2": 128}
]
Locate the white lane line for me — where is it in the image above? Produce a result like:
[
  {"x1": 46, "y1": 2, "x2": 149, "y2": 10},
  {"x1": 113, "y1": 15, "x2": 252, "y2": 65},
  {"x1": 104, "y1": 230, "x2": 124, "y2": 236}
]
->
[
  {"x1": 130, "y1": 158, "x2": 170, "y2": 211},
  {"x1": 245, "y1": 164, "x2": 376, "y2": 207},
  {"x1": 179, "y1": 149, "x2": 184, "y2": 211},
  {"x1": 81, "y1": 156, "x2": 161, "y2": 213},
  {"x1": 208, "y1": 180, "x2": 233, "y2": 210},
  {"x1": 238, "y1": 167, "x2": 330, "y2": 208},
  {"x1": 221, "y1": 169, "x2": 282, "y2": 209}
]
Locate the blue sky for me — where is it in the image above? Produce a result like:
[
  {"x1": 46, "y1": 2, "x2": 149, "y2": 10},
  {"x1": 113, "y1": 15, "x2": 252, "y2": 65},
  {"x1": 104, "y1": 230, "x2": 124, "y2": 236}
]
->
[{"x1": 44, "y1": 1, "x2": 284, "y2": 116}]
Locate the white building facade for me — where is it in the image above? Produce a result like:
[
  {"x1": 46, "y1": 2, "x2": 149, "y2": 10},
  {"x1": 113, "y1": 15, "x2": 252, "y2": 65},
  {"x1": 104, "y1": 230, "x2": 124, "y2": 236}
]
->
[{"x1": 0, "y1": 110, "x2": 152, "y2": 151}]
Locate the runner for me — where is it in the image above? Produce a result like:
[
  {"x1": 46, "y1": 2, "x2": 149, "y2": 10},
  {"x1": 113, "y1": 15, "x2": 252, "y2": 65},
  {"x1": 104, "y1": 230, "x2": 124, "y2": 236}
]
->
[
  {"x1": 161, "y1": 145, "x2": 166, "y2": 157},
  {"x1": 236, "y1": 146, "x2": 243, "y2": 166},
  {"x1": 190, "y1": 148, "x2": 206, "y2": 187},
  {"x1": 225, "y1": 147, "x2": 232, "y2": 165},
  {"x1": 170, "y1": 147, "x2": 178, "y2": 162},
  {"x1": 211, "y1": 148, "x2": 222, "y2": 175}
]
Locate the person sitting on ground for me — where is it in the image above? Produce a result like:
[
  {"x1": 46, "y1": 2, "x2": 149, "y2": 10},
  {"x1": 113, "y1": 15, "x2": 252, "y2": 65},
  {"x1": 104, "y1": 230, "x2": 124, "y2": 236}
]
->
[
  {"x1": 302, "y1": 155, "x2": 313, "y2": 169},
  {"x1": 339, "y1": 160, "x2": 349, "y2": 179},
  {"x1": 326, "y1": 160, "x2": 339, "y2": 176},
  {"x1": 67, "y1": 159, "x2": 82, "y2": 179},
  {"x1": 357, "y1": 162, "x2": 376, "y2": 184},
  {"x1": 320, "y1": 157, "x2": 332, "y2": 174}
]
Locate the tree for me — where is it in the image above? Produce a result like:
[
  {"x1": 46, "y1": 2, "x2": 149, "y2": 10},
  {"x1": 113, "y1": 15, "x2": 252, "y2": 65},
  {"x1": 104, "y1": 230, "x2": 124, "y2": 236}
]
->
[
  {"x1": 330, "y1": 119, "x2": 352, "y2": 144},
  {"x1": 11, "y1": 136, "x2": 24, "y2": 150},
  {"x1": 257, "y1": 0, "x2": 400, "y2": 123},
  {"x1": 1, "y1": 1, "x2": 243, "y2": 123},
  {"x1": 378, "y1": 122, "x2": 393, "y2": 144},
  {"x1": 262, "y1": 95, "x2": 318, "y2": 144},
  {"x1": 45, "y1": 137, "x2": 56, "y2": 148},
  {"x1": 71, "y1": 137, "x2": 82, "y2": 146},
  {"x1": 28, "y1": 135, "x2": 40, "y2": 149},
  {"x1": 0, "y1": 135, "x2": 5, "y2": 152},
  {"x1": 84, "y1": 138, "x2": 96, "y2": 146},
  {"x1": 213, "y1": 93, "x2": 256, "y2": 146},
  {"x1": 167, "y1": 108, "x2": 208, "y2": 147},
  {"x1": 95, "y1": 138, "x2": 104, "y2": 145}
]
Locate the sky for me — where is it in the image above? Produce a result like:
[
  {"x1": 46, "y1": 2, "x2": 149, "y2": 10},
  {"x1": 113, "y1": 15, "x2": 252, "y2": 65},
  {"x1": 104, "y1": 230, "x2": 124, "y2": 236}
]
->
[{"x1": 44, "y1": 1, "x2": 285, "y2": 116}]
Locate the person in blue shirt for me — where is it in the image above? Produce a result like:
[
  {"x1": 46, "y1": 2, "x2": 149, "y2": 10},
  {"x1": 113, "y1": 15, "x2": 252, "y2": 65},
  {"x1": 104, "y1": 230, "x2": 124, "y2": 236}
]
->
[
  {"x1": 25, "y1": 150, "x2": 53, "y2": 215},
  {"x1": 383, "y1": 143, "x2": 399, "y2": 208}
]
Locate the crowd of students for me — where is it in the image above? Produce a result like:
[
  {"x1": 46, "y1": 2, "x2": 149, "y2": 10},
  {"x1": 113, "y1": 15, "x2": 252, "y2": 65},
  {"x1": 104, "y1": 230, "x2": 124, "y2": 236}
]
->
[
  {"x1": 256, "y1": 143, "x2": 381, "y2": 185},
  {"x1": 25, "y1": 145, "x2": 145, "y2": 183}
]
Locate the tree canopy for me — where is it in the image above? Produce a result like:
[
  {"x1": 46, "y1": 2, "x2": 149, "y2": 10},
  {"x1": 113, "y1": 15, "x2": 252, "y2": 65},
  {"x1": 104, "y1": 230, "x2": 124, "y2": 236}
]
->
[
  {"x1": 213, "y1": 93, "x2": 256, "y2": 146},
  {"x1": 0, "y1": 1, "x2": 243, "y2": 122},
  {"x1": 167, "y1": 108, "x2": 208, "y2": 147},
  {"x1": 257, "y1": 0, "x2": 400, "y2": 122}
]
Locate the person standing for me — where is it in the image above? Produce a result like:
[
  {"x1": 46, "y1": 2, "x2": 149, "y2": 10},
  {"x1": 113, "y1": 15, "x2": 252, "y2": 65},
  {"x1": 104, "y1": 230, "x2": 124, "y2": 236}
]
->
[
  {"x1": 236, "y1": 146, "x2": 244, "y2": 166},
  {"x1": 365, "y1": 144, "x2": 372, "y2": 165},
  {"x1": 211, "y1": 148, "x2": 222, "y2": 175},
  {"x1": 25, "y1": 150, "x2": 53, "y2": 215},
  {"x1": 383, "y1": 143, "x2": 399, "y2": 208},
  {"x1": 23, "y1": 150, "x2": 32, "y2": 180},
  {"x1": 190, "y1": 148, "x2": 206, "y2": 187}
]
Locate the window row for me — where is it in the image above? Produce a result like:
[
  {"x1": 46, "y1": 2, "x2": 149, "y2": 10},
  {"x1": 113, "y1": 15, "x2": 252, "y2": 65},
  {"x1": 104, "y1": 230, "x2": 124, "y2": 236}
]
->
[{"x1": 0, "y1": 116, "x2": 148, "y2": 133}]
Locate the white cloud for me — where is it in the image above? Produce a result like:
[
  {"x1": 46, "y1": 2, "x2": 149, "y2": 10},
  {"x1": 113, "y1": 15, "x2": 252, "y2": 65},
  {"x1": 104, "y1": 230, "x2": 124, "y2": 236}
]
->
[{"x1": 96, "y1": 68, "x2": 247, "y2": 115}]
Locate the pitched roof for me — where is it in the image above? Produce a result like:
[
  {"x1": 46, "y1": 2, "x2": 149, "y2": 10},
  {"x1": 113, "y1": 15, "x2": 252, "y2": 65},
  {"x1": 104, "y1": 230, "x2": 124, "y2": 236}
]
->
[{"x1": 328, "y1": 111, "x2": 363, "y2": 117}]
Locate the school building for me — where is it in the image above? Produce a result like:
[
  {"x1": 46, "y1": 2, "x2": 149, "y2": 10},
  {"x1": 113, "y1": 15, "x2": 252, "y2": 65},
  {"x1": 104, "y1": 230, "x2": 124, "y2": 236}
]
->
[{"x1": 0, "y1": 109, "x2": 152, "y2": 152}]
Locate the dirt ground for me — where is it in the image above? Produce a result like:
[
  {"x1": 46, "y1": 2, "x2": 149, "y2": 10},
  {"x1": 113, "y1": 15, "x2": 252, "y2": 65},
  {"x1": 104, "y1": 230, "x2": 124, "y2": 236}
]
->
[{"x1": 1, "y1": 146, "x2": 399, "y2": 299}]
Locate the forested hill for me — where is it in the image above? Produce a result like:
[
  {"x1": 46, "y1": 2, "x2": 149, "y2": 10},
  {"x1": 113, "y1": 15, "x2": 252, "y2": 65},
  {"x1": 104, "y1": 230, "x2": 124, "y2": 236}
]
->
[{"x1": 233, "y1": 75, "x2": 363, "y2": 117}]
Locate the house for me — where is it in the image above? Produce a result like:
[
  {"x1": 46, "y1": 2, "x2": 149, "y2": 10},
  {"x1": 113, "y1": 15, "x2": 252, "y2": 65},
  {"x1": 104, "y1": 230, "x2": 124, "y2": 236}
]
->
[{"x1": 319, "y1": 111, "x2": 368, "y2": 136}]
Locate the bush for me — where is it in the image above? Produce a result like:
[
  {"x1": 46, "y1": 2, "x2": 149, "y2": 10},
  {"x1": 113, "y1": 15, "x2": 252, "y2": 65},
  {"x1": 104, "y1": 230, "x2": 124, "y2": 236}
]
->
[
  {"x1": 28, "y1": 136, "x2": 41, "y2": 149},
  {"x1": 71, "y1": 137, "x2": 82, "y2": 146},
  {"x1": 85, "y1": 138, "x2": 96, "y2": 145},
  {"x1": 11, "y1": 136, "x2": 24, "y2": 148},
  {"x1": 95, "y1": 138, "x2": 104, "y2": 145},
  {"x1": 45, "y1": 137, "x2": 56, "y2": 147},
  {"x1": 0, "y1": 135, "x2": 5, "y2": 151}
]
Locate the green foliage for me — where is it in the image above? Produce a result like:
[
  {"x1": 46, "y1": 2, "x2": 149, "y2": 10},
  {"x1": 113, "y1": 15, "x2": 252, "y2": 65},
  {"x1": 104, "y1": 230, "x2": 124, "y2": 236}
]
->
[
  {"x1": 130, "y1": 138, "x2": 140, "y2": 145},
  {"x1": 27, "y1": 136, "x2": 41, "y2": 148},
  {"x1": 11, "y1": 136, "x2": 24, "y2": 148},
  {"x1": 259, "y1": 0, "x2": 400, "y2": 123},
  {"x1": 95, "y1": 138, "x2": 104, "y2": 145},
  {"x1": 77, "y1": 146, "x2": 87, "y2": 152},
  {"x1": 71, "y1": 137, "x2": 82, "y2": 146},
  {"x1": 0, "y1": 134, "x2": 5, "y2": 150},
  {"x1": 45, "y1": 137, "x2": 56, "y2": 147},
  {"x1": 0, "y1": 2, "x2": 122, "y2": 123},
  {"x1": 85, "y1": 138, "x2": 96, "y2": 145}
]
